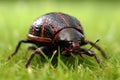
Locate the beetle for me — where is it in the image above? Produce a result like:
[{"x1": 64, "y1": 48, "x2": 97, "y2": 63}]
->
[{"x1": 7, "y1": 12, "x2": 107, "y2": 68}]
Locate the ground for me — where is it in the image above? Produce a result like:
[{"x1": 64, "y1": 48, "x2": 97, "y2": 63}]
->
[{"x1": 0, "y1": 1, "x2": 120, "y2": 80}]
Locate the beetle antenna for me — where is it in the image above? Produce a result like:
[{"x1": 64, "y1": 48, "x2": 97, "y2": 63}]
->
[{"x1": 88, "y1": 39, "x2": 100, "y2": 50}]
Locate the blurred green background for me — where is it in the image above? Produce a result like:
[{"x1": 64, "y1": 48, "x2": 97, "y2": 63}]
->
[{"x1": 0, "y1": 0, "x2": 120, "y2": 80}]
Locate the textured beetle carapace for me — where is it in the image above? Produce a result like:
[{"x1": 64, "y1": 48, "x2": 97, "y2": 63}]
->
[{"x1": 7, "y1": 12, "x2": 107, "y2": 68}]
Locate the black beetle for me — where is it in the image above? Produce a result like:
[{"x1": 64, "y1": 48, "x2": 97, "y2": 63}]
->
[{"x1": 7, "y1": 12, "x2": 107, "y2": 68}]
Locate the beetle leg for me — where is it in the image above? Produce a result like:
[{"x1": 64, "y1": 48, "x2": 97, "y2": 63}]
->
[
  {"x1": 61, "y1": 49, "x2": 68, "y2": 55},
  {"x1": 84, "y1": 40, "x2": 107, "y2": 59},
  {"x1": 27, "y1": 44, "x2": 37, "y2": 51},
  {"x1": 23, "y1": 44, "x2": 37, "y2": 57},
  {"x1": 61, "y1": 48, "x2": 75, "y2": 57},
  {"x1": 78, "y1": 48, "x2": 100, "y2": 64},
  {"x1": 78, "y1": 52, "x2": 84, "y2": 58},
  {"x1": 25, "y1": 47, "x2": 46, "y2": 68},
  {"x1": 6, "y1": 39, "x2": 35, "y2": 61},
  {"x1": 70, "y1": 52, "x2": 75, "y2": 57}
]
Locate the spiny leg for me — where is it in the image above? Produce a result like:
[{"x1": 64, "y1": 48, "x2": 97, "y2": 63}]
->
[
  {"x1": 78, "y1": 48, "x2": 100, "y2": 64},
  {"x1": 85, "y1": 40, "x2": 107, "y2": 59},
  {"x1": 6, "y1": 39, "x2": 35, "y2": 61},
  {"x1": 25, "y1": 47, "x2": 46, "y2": 68}
]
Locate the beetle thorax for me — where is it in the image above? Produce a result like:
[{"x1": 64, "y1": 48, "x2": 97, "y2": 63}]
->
[{"x1": 54, "y1": 28, "x2": 84, "y2": 43}]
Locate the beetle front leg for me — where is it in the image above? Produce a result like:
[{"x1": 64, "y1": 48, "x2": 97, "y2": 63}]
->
[
  {"x1": 6, "y1": 39, "x2": 34, "y2": 61},
  {"x1": 84, "y1": 40, "x2": 107, "y2": 59},
  {"x1": 78, "y1": 48, "x2": 100, "y2": 64}
]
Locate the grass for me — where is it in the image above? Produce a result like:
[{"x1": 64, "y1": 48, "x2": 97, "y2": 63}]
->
[{"x1": 0, "y1": 1, "x2": 120, "y2": 80}]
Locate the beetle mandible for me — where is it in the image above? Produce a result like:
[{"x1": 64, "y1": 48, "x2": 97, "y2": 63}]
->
[{"x1": 7, "y1": 12, "x2": 107, "y2": 68}]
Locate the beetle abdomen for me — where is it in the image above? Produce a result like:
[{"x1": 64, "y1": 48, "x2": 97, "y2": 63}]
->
[
  {"x1": 29, "y1": 12, "x2": 84, "y2": 40},
  {"x1": 29, "y1": 25, "x2": 53, "y2": 39}
]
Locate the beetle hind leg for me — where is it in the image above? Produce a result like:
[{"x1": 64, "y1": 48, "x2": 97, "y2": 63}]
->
[
  {"x1": 27, "y1": 44, "x2": 37, "y2": 51},
  {"x1": 25, "y1": 47, "x2": 46, "y2": 68},
  {"x1": 6, "y1": 39, "x2": 35, "y2": 61},
  {"x1": 25, "y1": 48, "x2": 40, "y2": 68}
]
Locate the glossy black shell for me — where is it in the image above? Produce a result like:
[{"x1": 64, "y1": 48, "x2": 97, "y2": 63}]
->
[{"x1": 29, "y1": 12, "x2": 84, "y2": 42}]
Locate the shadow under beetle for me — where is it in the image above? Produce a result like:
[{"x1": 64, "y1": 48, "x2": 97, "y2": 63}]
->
[{"x1": 7, "y1": 12, "x2": 107, "y2": 68}]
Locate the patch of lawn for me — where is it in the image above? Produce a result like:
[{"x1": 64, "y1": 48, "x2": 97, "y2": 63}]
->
[{"x1": 0, "y1": 1, "x2": 120, "y2": 80}]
